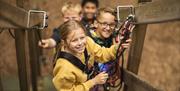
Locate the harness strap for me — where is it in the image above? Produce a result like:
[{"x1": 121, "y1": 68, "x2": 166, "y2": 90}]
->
[{"x1": 57, "y1": 48, "x2": 90, "y2": 74}]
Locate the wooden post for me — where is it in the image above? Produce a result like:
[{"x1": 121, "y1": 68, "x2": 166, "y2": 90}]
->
[
  {"x1": 28, "y1": 29, "x2": 43, "y2": 91},
  {"x1": 138, "y1": 0, "x2": 152, "y2": 3},
  {"x1": 126, "y1": 24, "x2": 147, "y2": 74},
  {"x1": 0, "y1": 0, "x2": 42, "y2": 28},
  {"x1": 15, "y1": 0, "x2": 30, "y2": 91},
  {"x1": 15, "y1": 29, "x2": 30, "y2": 91},
  {"x1": 123, "y1": 0, "x2": 148, "y2": 91},
  {"x1": 123, "y1": 25, "x2": 147, "y2": 91},
  {"x1": 28, "y1": 30, "x2": 39, "y2": 91},
  {"x1": 122, "y1": 69, "x2": 162, "y2": 91},
  {"x1": 35, "y1": 30, "x2": 42, "y2": 77},
  {"x1": 0, "y1": 73, "x2": 3, "y2": 91}
]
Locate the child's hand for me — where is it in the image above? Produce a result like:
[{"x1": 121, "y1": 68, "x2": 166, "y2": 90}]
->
[
  {"x1": 121, "y1": 39, "x2": 132, "y2": 49},
  {"x1": 91, "y1": 72, "x2": 108, "y2": 85},
  {"x1": 38, "y1": 38, "x2": 56, "y2": 48}
]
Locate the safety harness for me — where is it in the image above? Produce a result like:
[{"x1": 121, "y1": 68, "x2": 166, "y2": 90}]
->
[
  {"x1": 53, "y1": 15, "x2": 135, "y2": 91},
  {"x1": 112, "y1": 14, "x2": 135, "y2": 90},
  {"x1": 90, "y1": 15, "x2": 135, "y2": 91},
  {"x1": 55, "y1": 48, "x2": 96, "y2": 80}
]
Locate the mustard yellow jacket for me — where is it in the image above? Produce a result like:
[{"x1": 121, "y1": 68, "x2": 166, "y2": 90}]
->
[{"x1": 53, "y1": 37, "x2": 117, "y2": 91}]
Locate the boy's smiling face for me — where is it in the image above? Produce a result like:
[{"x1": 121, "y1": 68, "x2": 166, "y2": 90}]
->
[
  {"x1": 63, "y1": 11, "x2": 82, "y2": 22},
  {"x1": 96, "y1": 12, "x2": 116, "y2": 39}
]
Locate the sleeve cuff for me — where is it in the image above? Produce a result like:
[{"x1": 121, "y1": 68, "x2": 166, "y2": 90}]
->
[{"x1": 83, "y1": 80, "x2": 96, "y2": 90}]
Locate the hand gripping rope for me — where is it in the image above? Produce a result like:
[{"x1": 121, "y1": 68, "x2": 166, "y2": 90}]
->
[{"x1": 104, "y1": 5, "x2": 136, "y2": 91}]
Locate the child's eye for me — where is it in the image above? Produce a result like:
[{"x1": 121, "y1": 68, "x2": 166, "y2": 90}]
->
[
  {"x1": 72, "y1": 39, "x2": 78, "y2": 42},
  {"x1": 80, "y1": 36, "x2": 85, "y2": 40}
]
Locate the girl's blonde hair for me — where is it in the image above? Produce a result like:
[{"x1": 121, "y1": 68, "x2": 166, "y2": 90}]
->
[
  {"x1": 54, "y1": 20, "x2": 86, "y2": 61},
  {"x1": 61, "y1": 2, "x2": 82, "y2": 16},
  {"x1": 57, "y1": 20, "x2": 86, "y2": 41}
]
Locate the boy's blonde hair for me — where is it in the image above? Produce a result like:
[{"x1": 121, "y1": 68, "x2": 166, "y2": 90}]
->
[
  {"x1": 96, "y1": 7, "x2": 116, "y2": 20},
  {"x1": 61, "y1": 2, "x2": 82, "y2": 16}
]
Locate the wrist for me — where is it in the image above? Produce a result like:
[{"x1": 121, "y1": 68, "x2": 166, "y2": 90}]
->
[{"x1": 91, "y1": 78, "x2": 97, "y2": 85}]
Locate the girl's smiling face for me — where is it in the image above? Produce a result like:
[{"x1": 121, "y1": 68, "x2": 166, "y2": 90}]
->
[{"x1": 65, "y1": 28, "x2": 87, "y2": 55}]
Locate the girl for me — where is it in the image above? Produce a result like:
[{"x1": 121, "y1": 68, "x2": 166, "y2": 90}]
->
[{"x1": 53, "y1": 20, "x2": 130, "y2": 91}]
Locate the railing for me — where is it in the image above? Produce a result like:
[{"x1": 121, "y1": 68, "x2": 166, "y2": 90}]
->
[{"x1": 0, "y1": 0, "x2": 179, "y2": 91}]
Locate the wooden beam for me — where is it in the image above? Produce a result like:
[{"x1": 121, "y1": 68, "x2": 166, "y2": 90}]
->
[
  {"x1": 123, "y1": 1, "x2": 148, "y2": 91},
  {"x1": 117, "y1": 0, "x2": 180, "y2": 24},
  {"x1": 135, "y1": 0, "x2": 180, "y2": 24},
  {"x1": 0, "y1": 0, "x2": 40, "y2": 28},
  {"x1": 127, "y1": 24, "x2": 147, "y2": 74},
  {"x1": 0, "y1": 17, "x2": 18, "y2": 28},
  {"x1": 138, "y1": 0, "x2": 152, "y2": 3},
  {"x1": 15, "y1": 0, "x2": 31, "y2": 91},
  {"x1": 15, "y1": 29, "x2": 30, "y2": 91},
  {"x1": 122, "y1": 69, "x2": 162, "y2": 91},
  {"x1": 124, "y1": 24, "x2": 147, "y2": 91},
  {"x1": 35, "y1": 30, "x2": 43, "y2": 77},
  {"x1": 28, "y1": 29, "x2": 41, "y2": 91},
  {"x1": 0, "y1": 73, "x2": 3, "y2": 91},
  {"x1": 116, "y1": 0, "x2": 180, "y2": 91}
]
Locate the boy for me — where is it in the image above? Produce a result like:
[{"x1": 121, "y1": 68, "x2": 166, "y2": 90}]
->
[
  {"x1": 89, "y1": 7, "x2": 117, "y2": 91},
  {"x1": 39, "y1": 2, "x2": 82, "y2": 48},
  {"x1": 81, "y1": 0, "x2": 99, "y2": 29},
  {"x1": 39, "y1": 1, "x2": 99, "y2": 48}
]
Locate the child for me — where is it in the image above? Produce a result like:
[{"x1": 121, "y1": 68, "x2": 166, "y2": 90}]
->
[
  {"x1": 81, "y1": 0, "x2": 99, "y2": 29},
  {"x1": 39, "y1": 2, "x2": 82, "y2": 48},
  {"x1": 90, "y1": 7, "x2": 116, "y2": 47},
  {"x1": 88, "y1": 7, "x2": 117, "y2": 91},
  {"x1": 39, "y1": 1, "x2": 99, "y2": 48},
  {"x1": 53, "y1": 20, "x2": 130, "y2": 91}
]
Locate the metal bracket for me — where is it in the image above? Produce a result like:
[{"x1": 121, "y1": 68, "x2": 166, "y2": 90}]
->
[
  {"x1": 27, "y1": 10, "x2": 48, "y2": 29},
  {"x1": 116, "y1": 5, "x2": 135, "y2": 23}
]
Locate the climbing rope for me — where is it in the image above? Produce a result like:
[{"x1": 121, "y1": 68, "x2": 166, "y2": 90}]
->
[{"x1": 104, "y1": 14, "x2": 135, "y2": 90}]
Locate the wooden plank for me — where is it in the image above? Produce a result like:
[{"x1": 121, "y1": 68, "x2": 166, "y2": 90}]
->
[
  {"x1": 15, "y1": 0, "x2": 31, "y2": 91},
  {"x1": 15, "y1": 29, "x2": 30, "y2": 91},
  {"x1": 122, "y1": 69, "x2": 162, "y2": 91},
  {"x1": 138, "y1": 0, "x2": 152, "y2": 3},
  {"x1": 0, "y1": 17, "x2": 18, "y2": 28},
  {"x1": 28, "y1": 30, "x2": 39, "y2": 91},
  {"x1": 117, "y1": 0, "x2": 180, "y2": 24},
  {"x1": 0, "y1": 0, "x2": 40, "y2": 28},
  {"x1": 123, "y1": 0, "x2": 148, "y2": 90},
  {"x1": 116, "y1": 0, "x2": 180, "y2": 91},
  {"x1": 0, "y1": 73, "x2": 3, "y2": 91},
  {"x1": 135, "y1": 0, "x2": 180, "y2": 24},
  {"x1": 124, "y1": 24, "x2": 147, "y2": 91},
  {"x1": 35, "y1": 30, "x2": 43, "y2": 77},
  {"x1": 127, "y1": 24, "x2": 147, "y2": 74}
]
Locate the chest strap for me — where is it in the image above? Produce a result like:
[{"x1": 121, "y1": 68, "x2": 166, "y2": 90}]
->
[{"x1": 57, "y1": 48, "x2": 90, "y2": 74}]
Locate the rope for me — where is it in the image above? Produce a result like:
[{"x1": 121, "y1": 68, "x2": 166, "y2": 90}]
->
[
  {"x1": 8, "y1": 29, "x2": 15, "y2": 39},
  {"x1": 102, "y1": 15, "x2": 135, "y2": 91},
  {"x1": 35, "y1": 29, "x2": 44, "y2": 45}
]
